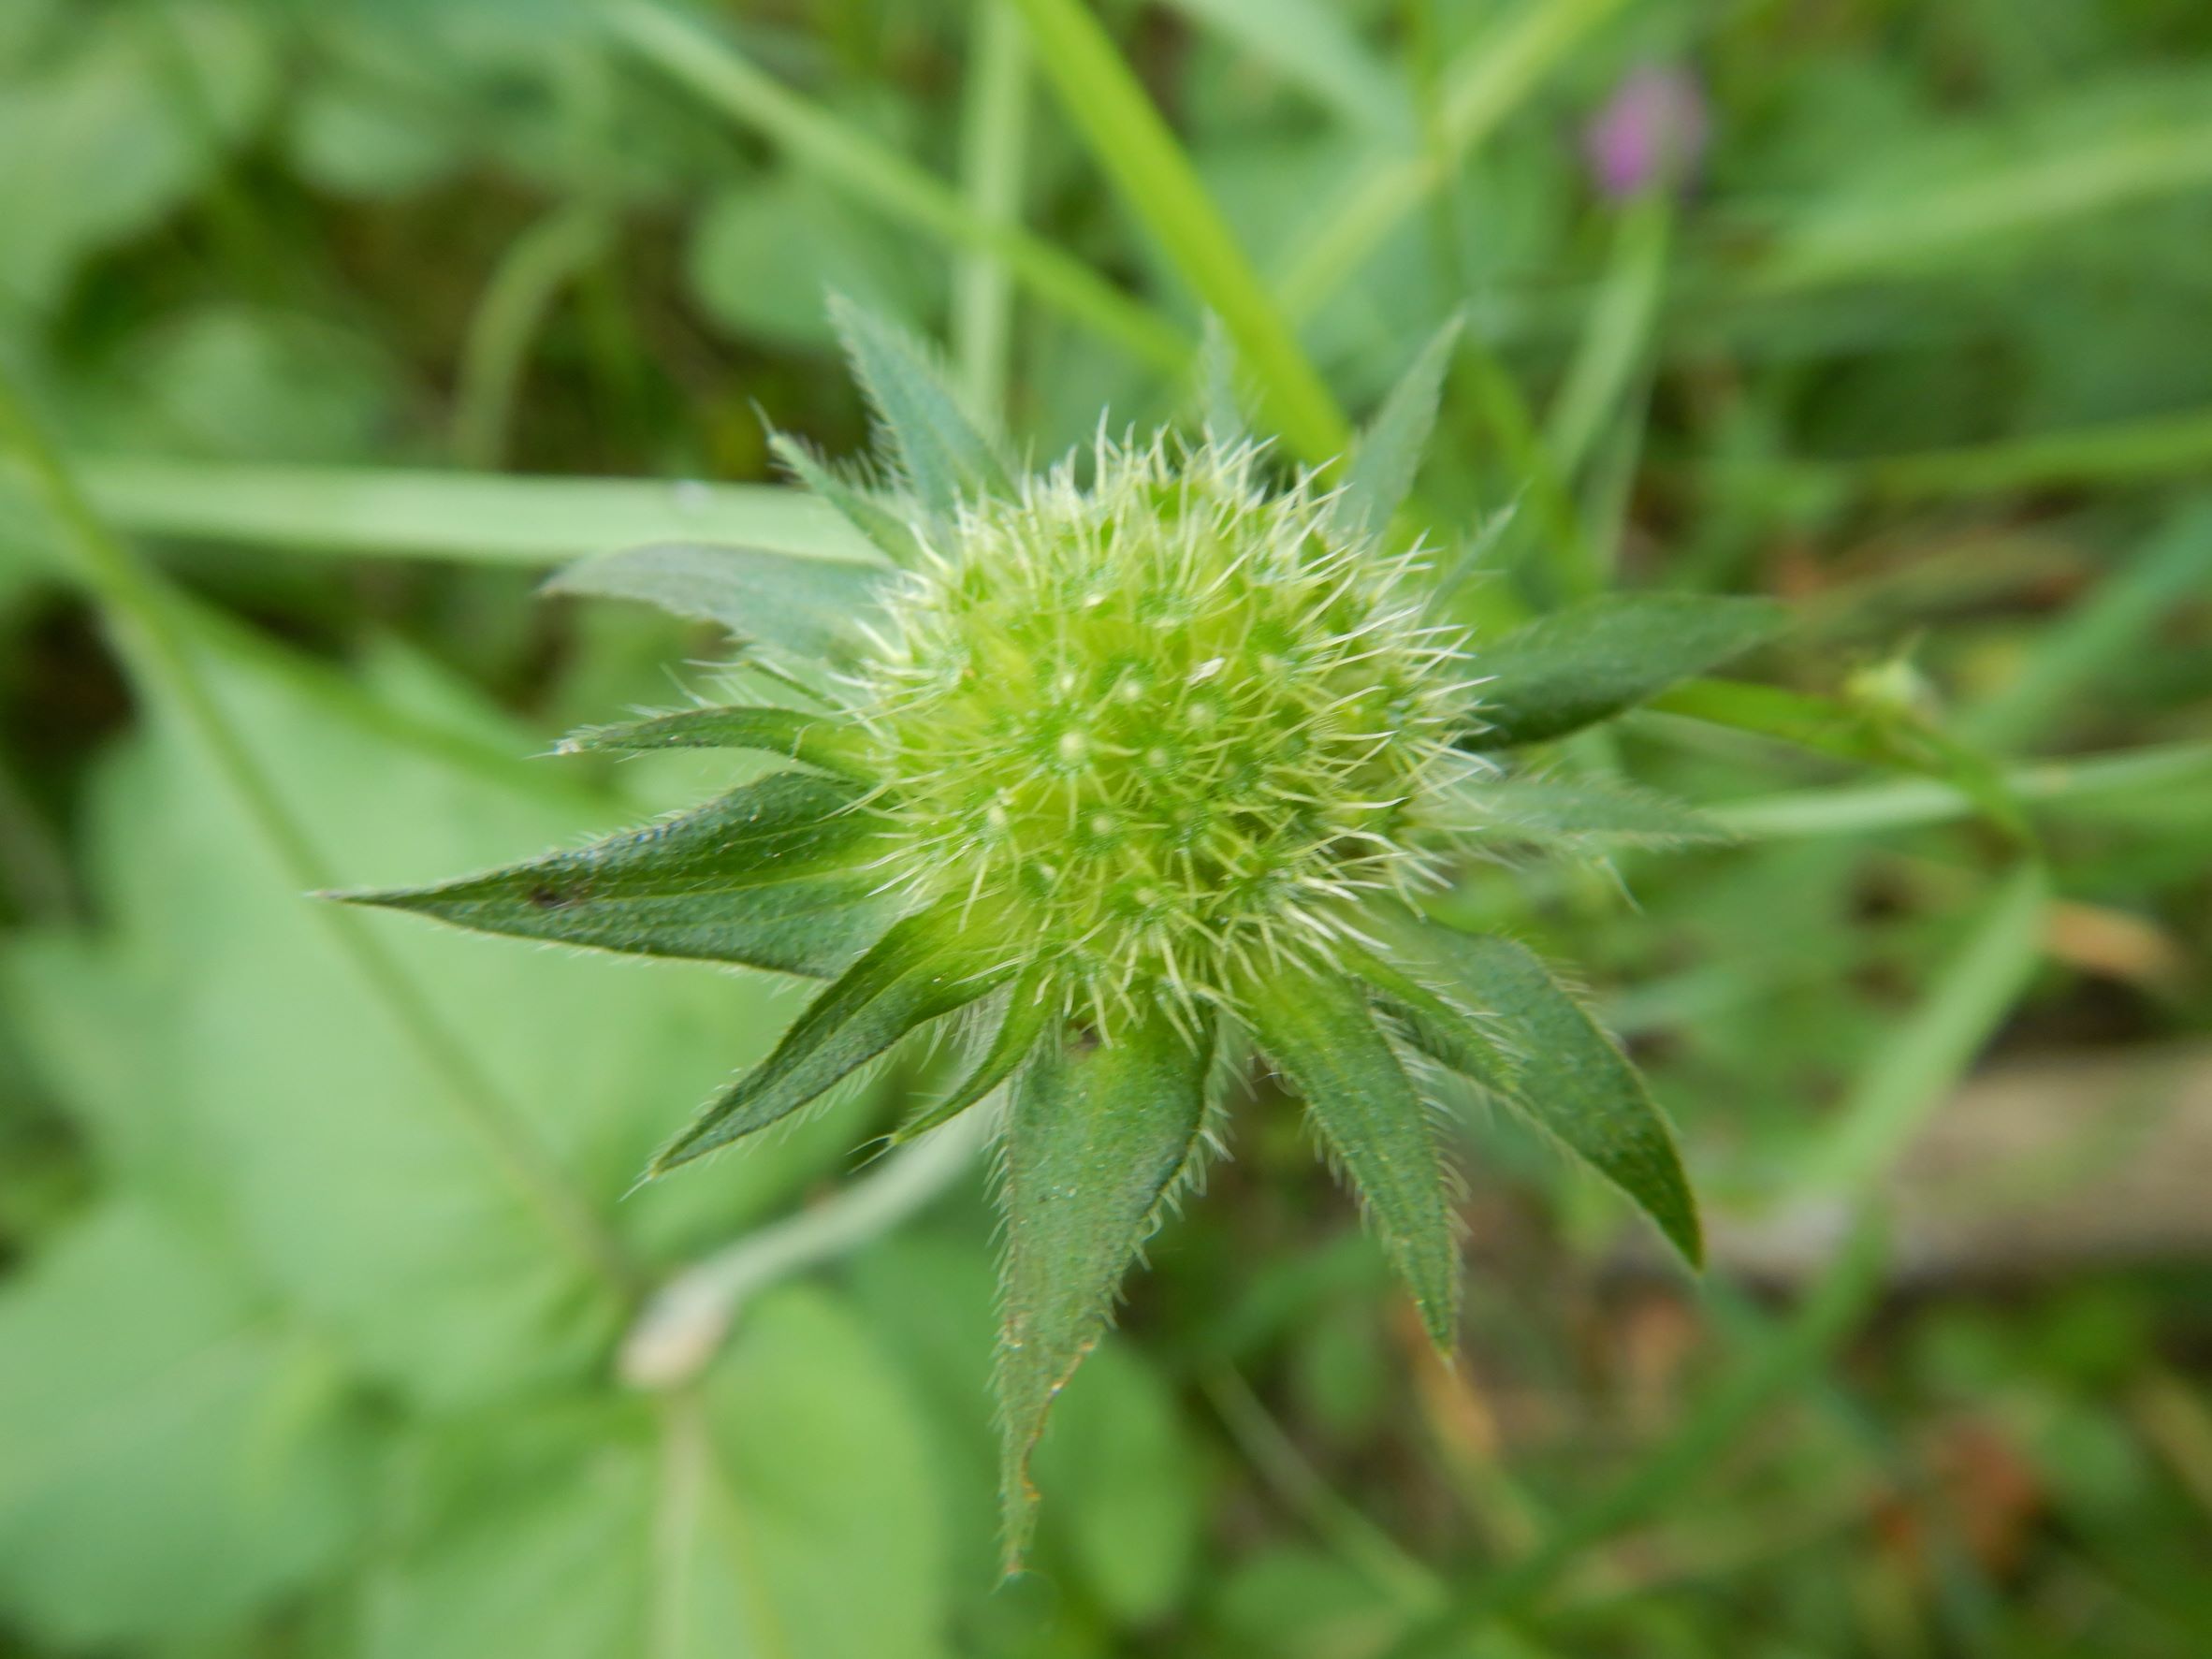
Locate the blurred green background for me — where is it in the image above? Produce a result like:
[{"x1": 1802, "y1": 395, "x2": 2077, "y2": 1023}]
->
[{"x1": 3, "y1": 1, "x2": 2211, "y2": 1655}]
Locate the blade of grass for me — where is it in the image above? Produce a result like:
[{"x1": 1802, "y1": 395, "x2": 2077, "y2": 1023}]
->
[
  {"x1": 1424, "y1": 95, "x2": 2212, "y2": 361},
  {"x1": 1960, "y1": 503, "x2": 2212, "y2": 752},
  {"x1": 1543, "y1": 195, "x2": 1672, "y2": 494},
  {"x1": 0, "y1": 371, "x2": 640, "y2": 1301},
  {"x1": 1749, "y1": 117, "x2": 2212, "y2": 294},
  {"x1": 1867, "y1": 407, "x2": 2212, "y2": 500},
  {"x1": 1277, "y1": 0, "x2": 1636, "y2": 321},
  {"x1": 1644, "y1": 677, "x2": 2032, "y2": 843},
  {"x1": 951, "y1": 1, "x2": 1031, "y2": 415},
  {"x1": 1005, "y1": 0, "x2": 1352, "y2": 464},
  {"x1": 605, "y1": 0, "x2": 1186, "y2": 374},
  {"x1": 1573, "y1": 369, "x2": 1657, "y2": 591},
  {"x1": 1384, "y1": 1215, "x2": 1890, "y2": 1655},
  {"x1": 1200, "y1": 1362, "x2": 1446, "y2": 1614},
  {"x1": 72, "y1": 458, "x2": 866, "y2": 564},
  {"x1": 1433, "y1": 356, "x2": 1580, "y2": 630},
  {"x1": 1706, "y1": 741, "x2": 2212, "y2": 839},
  {"x1": 451, "y1": 201, "x2": 613, "y2": 469},
  {"x1": 1793, "y1": 863, "x2": 2050, "y2": 1201},
  {"x1": 176, "y1": 585, "x2": 617, "y2": 814},
  {"x1": 1166, "y1": 0, "x2": 1410, "y2": 140},
  {"x1": 1716, "y1": 407, "x2": 2212, "y2": 507}
]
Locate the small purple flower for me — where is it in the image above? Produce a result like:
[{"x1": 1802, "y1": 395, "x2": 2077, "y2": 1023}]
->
[{"x1": 1583, "y1": 65, "x2": 1709, "y2": 201}]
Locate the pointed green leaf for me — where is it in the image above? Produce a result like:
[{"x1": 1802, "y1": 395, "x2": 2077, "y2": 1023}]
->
[
  {"x1": 544, "y1": 540, "x2": 891, "y2": 666},
  {"x1": 1244, "y1": 964, "x2": 1459, "y2": 1348},
  {"x1": 771, "y1": 431, "x2": 930, "y2": 569},
  {"x1": 1429, "y1": 494, "x2": 1522, "y2": 611},
  {"x1": 893, "y1": 965, "x2": 1053, "y2": 1142},
  {"x1": 557, "y1": 705, "x2": 874, "y2": 779},
  {"x1": 1472, "y1": 593, "x2": 1788, "y2": 747},
  {"x1": 1425, "y1": 930, "x2": 1702, "y2": 1267},
  {"x1": 1334, "y1": 314, "x2": 1460, "y2": 542},
  {"x1": 651, "y1": 903, "x2": 1015, "y2": 1174},
  {"x1": 830, "y1": 295, "x2": 1015, "y2": 517},
  {"x1": 1339, "y1": 942, "x2": 1518, "y2": 1097},
  {"x1": 336, "y1": 771, "x2": 895, "y2": 979},
  {"x1": 999, "y1": 1003, "x2": 1214, "y2": 1561},
  {"x1": 1192, "y1": 315, "x2": 1249, "y2": 444},
  {"x1": 1463, "y1": 773, "x2": 1735, "y2": 850}
]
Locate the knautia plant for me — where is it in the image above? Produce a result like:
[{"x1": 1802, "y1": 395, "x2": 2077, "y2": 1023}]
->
[{"x1": 344, "y1": 300, "x2": 1782, "y2": 1556}]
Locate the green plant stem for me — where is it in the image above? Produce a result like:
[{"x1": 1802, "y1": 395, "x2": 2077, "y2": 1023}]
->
[
  {"x1": 952, "y1": 1, "x2": 1030, "y2": 415},
  {"x1": 1384, "y1": 1217, "x2": 1891, "y2": 1657},
  {"x1": 648, "y1": 1389, "x2": 711, "y2": 1659},
  {"x1": 1646, "y1": 678, "x2": 2032, "y2": 845},
  {"x1": 1437, "y1": 354, "x2": 1586, "y2": 624},
  {"x1": 1404, "y1": 0, "x2": 1467, "y2": 304},
  {"x1": 1277, "y1": 0, "x2": 1635, "y2": 321},
  {"x1": 1543, "y1": 188, "x2": 1674, "y2": 600},
  {"x1": 0, "y1": 372, "x2": 640, "y2": 1302},
  {"x1": 605, "y1": 0, "x2": 1186, "y2": 374},
  {"x1": 619, "y1": 1106, "x2": 992, "y2": 1390},
  {"x1": 452, "y1": 201, "x2": 614, "y2": 469},
  {"x1": 74, "y1": 457, "x2": 865, "y2": 565},
  {"x1": 1201, "y1": 1362, "x2": 1446, "y2": 1614},
  {"x1": 1004, "y1": 0, "x2": 1353, "y2": 465},
  {"x1": 1707, "y1": 740, "x2": 2212, "y2": 839},
  {"x1": 1574, "y1": 372, "x2": 1655, "y2": 591},
  {"x1": 1545, "y1": 194, "x2": 1673, "y2": 490},
  {"x1": 1793, "y1": 862, "x2": 2050, "y2": 1201}
]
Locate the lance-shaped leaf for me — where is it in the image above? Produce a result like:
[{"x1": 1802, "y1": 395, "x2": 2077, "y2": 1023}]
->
[
  {"x1": 335, "y1": 771, "x2": 893, "y2": 980},
  {"x1": 557, "y1": 705, "x2": 873, "y2": 779},
  {"x1": 1333, "y1": 314, "x2": 1460, "y2": 542},
  {"x1": 1424, "y1": 929, "x2": 1702, "y2": 1268},
  {"x1": 650, "y1": 903, "x2": 1016, "y2": 1175},
  {"x1": 830, "y1": 295, "x2": 1014, "y2": 518},
  {"x1": 1471, "y1": 593, "x2": 1787, "y2": 747},
  {"x1": 1245, "y1": 964, "x2": 1459, "y2": 1349},
  {"x1": 1339, "y1": 942, "x2": 1518, "y2": 1097},
  {"x1": 1462, "y1": 773, "x2": 1735, "y2": 851},
  {"x1": 892, "y1": 965, "x2": 1053, "y2": 1143},
  {"x1": 771, "y1": 431, "x2": 929, "y2": 569},
  {"x1": 998, "y1": 1004, "x2": 1214, "y2": 1562},
  {"x1": 545, "y1": 541, "x2": 892, "y2": 667}
]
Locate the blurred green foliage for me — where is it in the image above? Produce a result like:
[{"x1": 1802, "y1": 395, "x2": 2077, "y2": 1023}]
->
[{"x1": 1, "y1": 1, "x2": 2209, "y2": 1656}]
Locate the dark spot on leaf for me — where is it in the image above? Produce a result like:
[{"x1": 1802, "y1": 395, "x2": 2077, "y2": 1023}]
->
[{"x1": 528, "y1": 883, "x2": 576, "y2": 910}]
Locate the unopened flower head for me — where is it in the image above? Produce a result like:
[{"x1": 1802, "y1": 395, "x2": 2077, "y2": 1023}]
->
[
  {"x1": 344, "y1": 306, "x2": 1717, "y2": 1564},
  {"x1": 848, "y1": 434, "x2": 1478, "y2": 1025}
]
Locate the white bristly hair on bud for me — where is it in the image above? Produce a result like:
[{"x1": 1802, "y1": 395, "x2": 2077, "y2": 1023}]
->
[{"x1": 837, "y1": 433, "x2": 1479, "y2": 1028}]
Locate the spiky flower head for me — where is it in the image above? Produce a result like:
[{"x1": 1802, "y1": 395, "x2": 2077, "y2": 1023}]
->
[
  {"x1": 346, "y1": 303, "x2": 1770, "y2": 1560},
  {"x1": 852, "y1": 433, "x2": 1477, "y2": 1028}
]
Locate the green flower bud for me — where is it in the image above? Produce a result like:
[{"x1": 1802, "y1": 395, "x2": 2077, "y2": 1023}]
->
[{"x1": 851, "y1": 434, "x2": 1477, "y2": 1028}]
